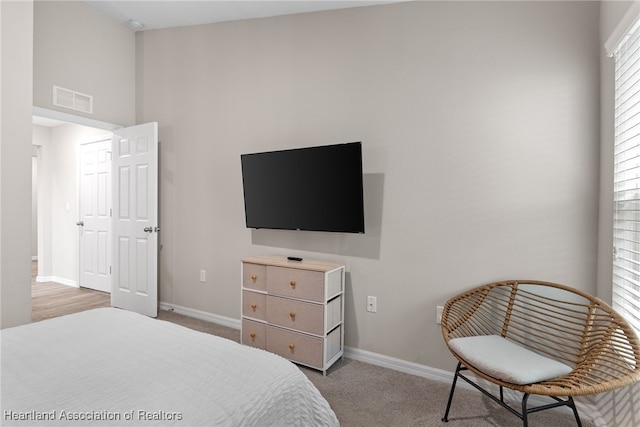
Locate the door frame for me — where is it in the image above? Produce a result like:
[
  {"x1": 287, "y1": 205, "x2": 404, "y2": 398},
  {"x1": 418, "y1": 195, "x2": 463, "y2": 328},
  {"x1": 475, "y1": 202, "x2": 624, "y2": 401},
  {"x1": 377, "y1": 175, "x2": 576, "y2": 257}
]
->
[
  {"x1": 33, "y1": 108, "x2": 159, "y2": 316},
  {"x1": 33, "y1": 106, "x2": 122, "y2": 132},
  {"x1": 33, "y1": 107, "x2": 120, "y2": 288}
]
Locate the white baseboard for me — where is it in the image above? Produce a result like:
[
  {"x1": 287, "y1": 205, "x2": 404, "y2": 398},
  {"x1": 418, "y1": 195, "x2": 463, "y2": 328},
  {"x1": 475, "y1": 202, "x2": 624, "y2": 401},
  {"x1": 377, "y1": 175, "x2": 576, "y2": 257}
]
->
[
  {"x1": 344, "y1": 346, "x2": 454, "y2": 383},
  {"x1": 158, "y1": 308, "x2": 602, "y2": 425},
  {"x1": 158, "y1": 301, "x2": 241, "y2": 330},
  {"x1": 36, "y1": 276, "x2": 78, "y2": 288}
]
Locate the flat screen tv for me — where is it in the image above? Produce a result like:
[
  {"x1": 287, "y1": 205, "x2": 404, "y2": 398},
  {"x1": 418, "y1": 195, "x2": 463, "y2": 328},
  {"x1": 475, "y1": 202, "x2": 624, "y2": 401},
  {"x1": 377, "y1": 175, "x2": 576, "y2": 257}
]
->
[{"x1": 241, "y1": 142, "x2": 365, "y2": 233}]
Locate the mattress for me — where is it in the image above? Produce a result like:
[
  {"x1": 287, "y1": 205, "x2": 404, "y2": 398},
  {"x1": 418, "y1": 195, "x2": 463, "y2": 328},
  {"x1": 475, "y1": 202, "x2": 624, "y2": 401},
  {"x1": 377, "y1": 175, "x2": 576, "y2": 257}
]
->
[{"x1": 0, "y1": 308, "x2": 339, "y2": 426}]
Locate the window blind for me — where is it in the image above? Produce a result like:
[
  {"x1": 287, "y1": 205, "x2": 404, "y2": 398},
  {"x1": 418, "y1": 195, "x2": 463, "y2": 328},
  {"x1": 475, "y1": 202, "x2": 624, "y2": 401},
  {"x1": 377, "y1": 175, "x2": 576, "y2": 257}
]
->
[{"x1": 613, "y1": 18, "x2": 640, "y2": 334}]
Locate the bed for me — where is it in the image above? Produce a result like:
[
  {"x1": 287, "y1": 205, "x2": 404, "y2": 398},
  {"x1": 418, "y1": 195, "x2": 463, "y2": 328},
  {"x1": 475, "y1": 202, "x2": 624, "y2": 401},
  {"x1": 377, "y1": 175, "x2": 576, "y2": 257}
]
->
[{"x1": 0, "y1": 308, "x2": 339, "y2": 426}]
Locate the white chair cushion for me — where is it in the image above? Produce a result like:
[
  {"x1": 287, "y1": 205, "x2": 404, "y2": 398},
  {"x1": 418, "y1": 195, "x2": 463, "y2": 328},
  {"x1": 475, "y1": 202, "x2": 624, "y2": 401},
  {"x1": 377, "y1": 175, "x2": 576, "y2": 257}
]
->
[{"x1": 448, "y1": 335, "x2": 572, "y2": 385}]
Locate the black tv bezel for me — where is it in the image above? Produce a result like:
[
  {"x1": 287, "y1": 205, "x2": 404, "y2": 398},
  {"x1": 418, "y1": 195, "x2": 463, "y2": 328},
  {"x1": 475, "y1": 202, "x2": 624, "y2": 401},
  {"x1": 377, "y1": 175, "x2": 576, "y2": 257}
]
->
[{"x1": 240, "y1": 142, "x2": 365, "y2": 234}]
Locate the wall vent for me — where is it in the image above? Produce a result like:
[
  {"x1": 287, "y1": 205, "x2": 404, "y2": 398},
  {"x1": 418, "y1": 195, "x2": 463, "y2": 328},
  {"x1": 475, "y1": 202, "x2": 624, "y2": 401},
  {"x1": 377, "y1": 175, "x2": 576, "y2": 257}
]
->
[{"x1": 53, "y1": 85, "x2": 93, "y2": 114}]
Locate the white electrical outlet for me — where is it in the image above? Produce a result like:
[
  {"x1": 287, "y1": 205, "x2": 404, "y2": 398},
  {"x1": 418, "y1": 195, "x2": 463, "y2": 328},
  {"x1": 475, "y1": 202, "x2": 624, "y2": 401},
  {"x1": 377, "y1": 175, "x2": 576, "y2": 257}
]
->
[
  {"x1": 367, "y1": 296, "x2": 377, "y2": 313},
  {"x1": 200, "y1": 269, "x2": 206, "y2": 283},
  {"x1": 436, "y1": 305, "x2": 444, "y2": 324}
]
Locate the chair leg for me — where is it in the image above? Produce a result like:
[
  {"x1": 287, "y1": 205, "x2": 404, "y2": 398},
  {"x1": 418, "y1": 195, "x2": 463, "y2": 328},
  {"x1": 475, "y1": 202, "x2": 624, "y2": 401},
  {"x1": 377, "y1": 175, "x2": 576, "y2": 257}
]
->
[
  {"x1": 522, "y1": 393, "x2": 530, "y2": 427},
  {"x1": 521, "y1": 393, "x2": 582, "y2": 427},
  {"x1": 442, "y1": 362, "x2": 583, "y2": 427},
  {"x1": 442, "y1": 362, "x2": 462, "y2": 422},
  {"x1": 568, "y1": 397, "x2": 583, "y2": 427}
]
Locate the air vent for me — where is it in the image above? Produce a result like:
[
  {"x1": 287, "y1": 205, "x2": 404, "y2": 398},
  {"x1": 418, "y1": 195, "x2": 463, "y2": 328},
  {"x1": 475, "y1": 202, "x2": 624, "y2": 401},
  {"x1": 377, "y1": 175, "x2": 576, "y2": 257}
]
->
[{"x1": 53, "y1": 85, "x2": 93, "y2": 114}]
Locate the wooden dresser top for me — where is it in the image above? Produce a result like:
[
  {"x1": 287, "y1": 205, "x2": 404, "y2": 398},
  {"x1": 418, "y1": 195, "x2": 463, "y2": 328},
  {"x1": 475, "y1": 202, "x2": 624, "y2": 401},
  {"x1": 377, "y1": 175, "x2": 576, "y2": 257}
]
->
[{"x1": 241, "y1": 255, "x2": 343, "y2": 272}]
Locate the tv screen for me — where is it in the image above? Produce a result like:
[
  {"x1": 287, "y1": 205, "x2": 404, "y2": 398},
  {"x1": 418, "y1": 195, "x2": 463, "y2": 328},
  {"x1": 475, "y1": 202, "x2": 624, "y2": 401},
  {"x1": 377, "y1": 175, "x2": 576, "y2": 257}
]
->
[{"x1": 241, "y1": 142, "x2": 365, "y2": 233}]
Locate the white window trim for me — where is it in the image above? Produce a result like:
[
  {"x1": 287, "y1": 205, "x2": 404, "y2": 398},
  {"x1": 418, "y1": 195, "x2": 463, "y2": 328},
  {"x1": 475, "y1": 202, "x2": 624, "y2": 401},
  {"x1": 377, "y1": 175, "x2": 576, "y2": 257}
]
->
[
  {"x1": 611, "y1": 5, "x2": 640, "y2": 334},
  {"x1": 606, "y1": 0, "x2": 640, "y2": 57}
]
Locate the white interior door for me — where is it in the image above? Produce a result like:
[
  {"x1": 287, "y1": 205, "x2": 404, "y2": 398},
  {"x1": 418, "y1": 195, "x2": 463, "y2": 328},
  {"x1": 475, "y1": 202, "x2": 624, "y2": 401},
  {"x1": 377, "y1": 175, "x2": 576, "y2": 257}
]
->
[
  {"x1": 111, "y1": 122, "x2": 159, "y2": 317},
  {"x1": 78, "y1": 138, "x2": 112, "y2": 293}
]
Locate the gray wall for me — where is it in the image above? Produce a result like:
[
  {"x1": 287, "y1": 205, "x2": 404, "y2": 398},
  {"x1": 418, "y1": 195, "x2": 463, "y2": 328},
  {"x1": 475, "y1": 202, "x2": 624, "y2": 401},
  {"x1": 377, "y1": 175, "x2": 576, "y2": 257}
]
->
[
  {"x1": 1, "y1": 0, "x2": 33, "y2": 328},
  {"x1": 137, "y1": 1, "x2": 601, "y2": 370},
  {"x1": 33, "y1": 0, "x2": 136, "y2": 127}
]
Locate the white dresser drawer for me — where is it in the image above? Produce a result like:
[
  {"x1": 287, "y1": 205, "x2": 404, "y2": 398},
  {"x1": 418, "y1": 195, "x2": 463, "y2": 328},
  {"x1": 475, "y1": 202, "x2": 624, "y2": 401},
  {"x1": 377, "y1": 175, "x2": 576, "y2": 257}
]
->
[
  {"x1": 266, "y1": 295, "x2": 324, "y2": 335},
  {"x1": 267, "y1": 266, "x2": 324, "y2": 302},
  {"x1": 243, "y1": 263, "x2": 267, "y2": 292},
  {"x1": 242, "y1": 290, "x2": 266, "y2": 321},
  {"x1": 242, "y1": 319, "x2": 266, "y2": 350},
  {"x1": 266, "y1": 325, "x2": 323, "y2": 369}
]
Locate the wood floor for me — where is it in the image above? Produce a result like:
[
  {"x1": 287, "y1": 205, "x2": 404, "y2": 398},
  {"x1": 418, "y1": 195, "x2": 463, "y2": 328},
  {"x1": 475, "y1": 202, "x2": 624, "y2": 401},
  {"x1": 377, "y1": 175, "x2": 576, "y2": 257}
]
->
[{"x1": 31, "y1": 261, "x2": 110, "y2": 322}]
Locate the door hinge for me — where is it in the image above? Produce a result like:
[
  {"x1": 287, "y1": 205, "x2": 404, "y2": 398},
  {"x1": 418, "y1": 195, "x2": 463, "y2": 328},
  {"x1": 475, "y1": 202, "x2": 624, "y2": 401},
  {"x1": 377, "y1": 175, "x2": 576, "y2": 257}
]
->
[
  {"x1": 110, "y1": 208, "x2": 112, "y2": 217},
  {"x1": 109, "y1": 265, "x2": 112, "y2": 275}
]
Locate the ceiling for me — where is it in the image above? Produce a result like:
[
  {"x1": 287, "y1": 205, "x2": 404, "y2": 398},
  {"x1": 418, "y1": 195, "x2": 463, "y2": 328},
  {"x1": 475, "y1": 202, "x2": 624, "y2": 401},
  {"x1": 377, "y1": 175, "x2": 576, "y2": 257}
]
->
[{"x1": 80, "y1": 1, "x2": 399, "y2": 32}]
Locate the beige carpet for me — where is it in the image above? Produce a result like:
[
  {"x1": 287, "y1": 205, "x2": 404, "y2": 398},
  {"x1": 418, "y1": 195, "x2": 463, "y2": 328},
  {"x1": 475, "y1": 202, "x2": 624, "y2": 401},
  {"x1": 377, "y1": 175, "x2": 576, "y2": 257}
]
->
[{"x1": 157, "y1": 310, "x2": 595, "y2": 427}]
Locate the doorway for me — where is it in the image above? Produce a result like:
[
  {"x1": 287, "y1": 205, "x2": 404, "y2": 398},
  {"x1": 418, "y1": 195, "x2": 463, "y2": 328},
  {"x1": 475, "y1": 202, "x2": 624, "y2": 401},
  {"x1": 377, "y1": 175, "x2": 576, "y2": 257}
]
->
[
  {"x1": 32, "y1": 109, "x2": 160, "y2": 318},
  {"x1": 32, "y1": 107, "x2": 119, "y2": 293}
]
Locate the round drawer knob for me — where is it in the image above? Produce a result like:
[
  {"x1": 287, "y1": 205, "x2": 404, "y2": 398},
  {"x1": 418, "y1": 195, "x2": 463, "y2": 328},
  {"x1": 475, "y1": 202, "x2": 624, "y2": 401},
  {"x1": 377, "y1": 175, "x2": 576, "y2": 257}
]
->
[
  {"x1": 250, "y1": 333, "x2": 256, "y2": 338},
  {"x1": 289, "y1": 312, "x2": 296, "y2": 318},
  {"x1": 290, "y1": 280, "x2": 296, "y2": 287},
  {"x1": 250, "y1": 303, "x2": 257, "y2": 310},
  {"x1": 288, "y1": 343, "x2": 295, "y2": 350},
  {"x1": 251, "y1": 274, "x2": 257, "y2": 280}
]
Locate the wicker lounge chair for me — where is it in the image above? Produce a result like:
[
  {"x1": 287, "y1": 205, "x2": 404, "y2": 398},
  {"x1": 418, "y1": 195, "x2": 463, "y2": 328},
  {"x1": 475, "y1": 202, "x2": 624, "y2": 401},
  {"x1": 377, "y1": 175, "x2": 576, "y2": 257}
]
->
[{"x1": 440, "y1": 280, "x2": 640, "y2": 427}]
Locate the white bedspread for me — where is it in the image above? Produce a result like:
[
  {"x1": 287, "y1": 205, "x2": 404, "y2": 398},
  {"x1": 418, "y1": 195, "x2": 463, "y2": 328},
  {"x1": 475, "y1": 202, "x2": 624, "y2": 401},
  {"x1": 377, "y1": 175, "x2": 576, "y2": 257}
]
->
[{"x1": 0, "y1": 308, "x2": 339, "y2": 426}]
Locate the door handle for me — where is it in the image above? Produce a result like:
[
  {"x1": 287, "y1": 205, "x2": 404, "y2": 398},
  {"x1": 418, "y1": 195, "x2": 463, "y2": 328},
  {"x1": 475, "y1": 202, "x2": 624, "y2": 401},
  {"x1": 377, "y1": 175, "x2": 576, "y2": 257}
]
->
[
  {"x1": 76, "y1": 221, "x2": 84, "y2": 226},
  {"x1": 143, "y1": 227, "x2": 153, "y2": 233}
]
